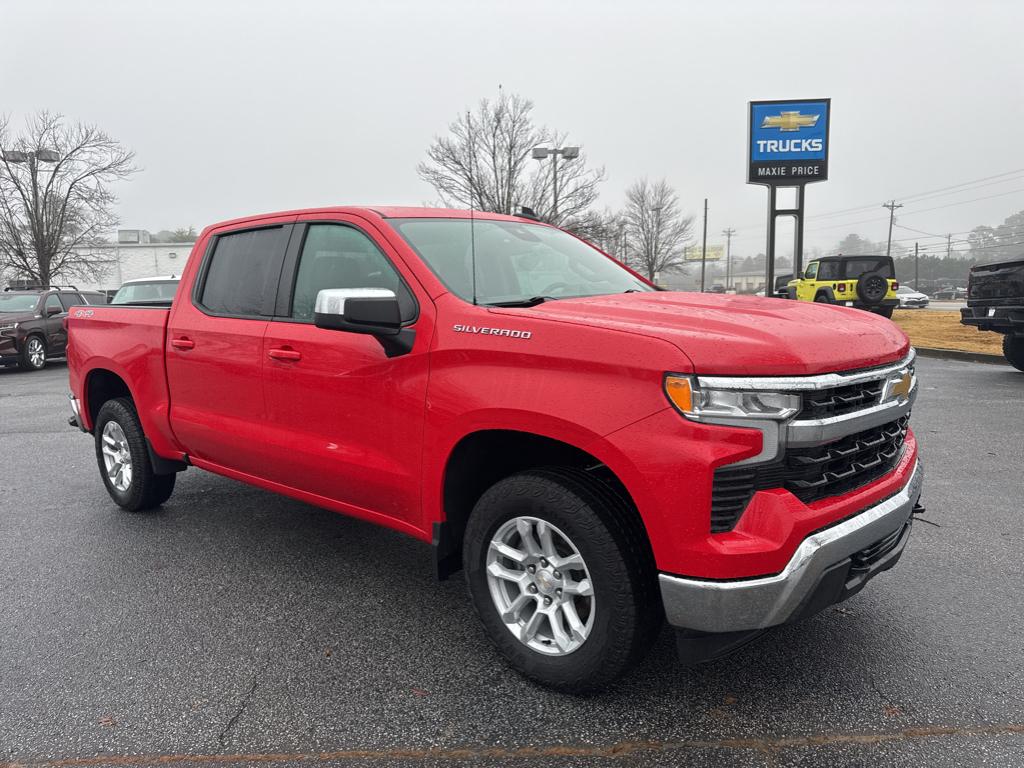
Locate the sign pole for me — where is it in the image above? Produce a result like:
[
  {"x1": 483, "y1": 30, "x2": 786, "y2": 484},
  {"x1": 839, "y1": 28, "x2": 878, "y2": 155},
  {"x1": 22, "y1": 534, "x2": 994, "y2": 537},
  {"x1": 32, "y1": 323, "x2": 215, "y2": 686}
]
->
[
  {"x1": 700, "y1": 198, "x2": 708, "y2": 292},
  {"x1": 794, "y1": 185, "x2": 806, "y2": 278},
  {"x1": 765, "y1": 186, "x2": 776, "y2": 298}
]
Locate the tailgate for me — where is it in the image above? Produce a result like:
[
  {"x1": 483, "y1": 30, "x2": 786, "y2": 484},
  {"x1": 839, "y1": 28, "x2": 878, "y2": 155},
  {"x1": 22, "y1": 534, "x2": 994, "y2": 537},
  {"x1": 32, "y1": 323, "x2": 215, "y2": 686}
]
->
[{"x1": 968, "y1": 260, "x2": 1024, "y2": 306}]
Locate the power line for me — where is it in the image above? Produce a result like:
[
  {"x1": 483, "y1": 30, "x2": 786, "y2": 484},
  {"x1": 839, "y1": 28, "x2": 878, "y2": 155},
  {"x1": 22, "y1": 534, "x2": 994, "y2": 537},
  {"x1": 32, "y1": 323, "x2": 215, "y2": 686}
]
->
[
  {"x1": 733, "y1": 167, "x2": 1024, "y2": 233},
  {"x1": 807, "y1": 168, "x2": 1024, "y2": 222},
  {"x1": 895, "y1": 186, "x2": 1024, "y2": 217}
]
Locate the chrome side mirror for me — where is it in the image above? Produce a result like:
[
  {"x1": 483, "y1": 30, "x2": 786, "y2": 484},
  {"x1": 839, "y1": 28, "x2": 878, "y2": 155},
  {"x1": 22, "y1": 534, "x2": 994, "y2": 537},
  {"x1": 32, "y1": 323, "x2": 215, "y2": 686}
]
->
[{"x1": 313, "y1": 288, "x2": 402, "y2": 336}]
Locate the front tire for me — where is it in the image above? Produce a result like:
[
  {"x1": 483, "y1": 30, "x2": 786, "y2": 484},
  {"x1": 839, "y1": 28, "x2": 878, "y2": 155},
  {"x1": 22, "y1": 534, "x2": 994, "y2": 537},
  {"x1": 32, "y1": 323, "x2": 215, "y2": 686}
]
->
[
  {"x1": 1004, "y1": 336, "x2": 1024, "y2": 372},
  {"x1": 18, "y1": 335, "x2": 46, "y2": 371},
  {"x1": 94, "y1": 398, "x2": 176, "y2": 511},
  {"x1": 464, "y1": 468, "x2": 661, "y2": 692}
]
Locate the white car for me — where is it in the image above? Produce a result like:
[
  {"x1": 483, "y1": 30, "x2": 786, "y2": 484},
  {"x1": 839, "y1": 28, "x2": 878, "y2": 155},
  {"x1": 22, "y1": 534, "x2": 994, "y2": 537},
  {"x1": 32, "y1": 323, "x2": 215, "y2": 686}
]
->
[
  {"x1": 111, "y1": 275, "x2": 181, "y2": 305},
  {"x1": 896, "y1": 286, "x2": 929, "y2": 309}
]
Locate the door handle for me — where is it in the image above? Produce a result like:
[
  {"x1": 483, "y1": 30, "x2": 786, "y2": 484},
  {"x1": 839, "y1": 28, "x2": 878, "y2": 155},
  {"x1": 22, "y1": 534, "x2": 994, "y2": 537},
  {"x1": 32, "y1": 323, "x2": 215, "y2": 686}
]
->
[
  {"x1": 171, "y1": 337, "x2": 195, "y2": 350},
  {"x1": 268, "y1": 347, "x2": 301, "y2": 361}
]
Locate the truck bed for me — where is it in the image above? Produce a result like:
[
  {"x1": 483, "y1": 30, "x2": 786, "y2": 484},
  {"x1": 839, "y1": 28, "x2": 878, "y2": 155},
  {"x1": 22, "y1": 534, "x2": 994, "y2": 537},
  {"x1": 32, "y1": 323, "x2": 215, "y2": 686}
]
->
[{"x1": 66, "y1": 305, "x2": 180, "y2": 459}]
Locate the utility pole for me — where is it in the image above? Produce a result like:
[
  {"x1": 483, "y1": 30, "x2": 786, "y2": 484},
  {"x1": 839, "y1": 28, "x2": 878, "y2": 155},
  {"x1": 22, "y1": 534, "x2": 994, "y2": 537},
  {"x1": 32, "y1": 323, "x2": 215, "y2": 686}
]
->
[
  {"x1": 882, "y1": 200, "x2": 903, "y2": 258},
  {"x1": 914, "y1": 242, "x2": 919, "y2": 290},
  {"x1": 700, "y1": 198, "x2": 709, "y2": 292},
  {"x1": 722, "y1": 227, "x2": 735, "y2": 291},
  {"x1": 946, "y1": 233, "x2": 952, "y2": 259}
]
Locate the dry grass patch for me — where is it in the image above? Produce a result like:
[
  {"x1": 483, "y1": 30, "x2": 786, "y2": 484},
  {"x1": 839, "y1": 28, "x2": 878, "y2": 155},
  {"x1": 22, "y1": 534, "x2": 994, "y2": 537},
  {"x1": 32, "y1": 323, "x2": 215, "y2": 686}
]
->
[{"x1": 892, "y1": 310, "x2": 1003, "y2": 356}]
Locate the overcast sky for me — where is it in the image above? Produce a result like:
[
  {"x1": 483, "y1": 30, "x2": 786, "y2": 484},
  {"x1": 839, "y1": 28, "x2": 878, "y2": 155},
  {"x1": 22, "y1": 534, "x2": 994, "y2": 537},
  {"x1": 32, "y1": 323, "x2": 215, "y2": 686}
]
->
[{"x1": 4, "y1": 0, "x2": 1022, "y2": 258}]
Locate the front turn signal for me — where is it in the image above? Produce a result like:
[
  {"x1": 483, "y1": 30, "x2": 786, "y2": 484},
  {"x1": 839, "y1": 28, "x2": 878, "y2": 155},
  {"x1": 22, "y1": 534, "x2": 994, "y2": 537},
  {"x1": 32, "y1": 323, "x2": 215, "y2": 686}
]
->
[{"x1": 664, "y1": 375, "x2": 695, "y2": 414}]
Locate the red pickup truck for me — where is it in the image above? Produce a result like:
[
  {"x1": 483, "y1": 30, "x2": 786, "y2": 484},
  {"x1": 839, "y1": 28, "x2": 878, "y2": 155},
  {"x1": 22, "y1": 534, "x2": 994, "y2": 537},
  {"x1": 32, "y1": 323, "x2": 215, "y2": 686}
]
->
[{"x1": 67, "y1": 207, "x2": 922, "y2": 691}]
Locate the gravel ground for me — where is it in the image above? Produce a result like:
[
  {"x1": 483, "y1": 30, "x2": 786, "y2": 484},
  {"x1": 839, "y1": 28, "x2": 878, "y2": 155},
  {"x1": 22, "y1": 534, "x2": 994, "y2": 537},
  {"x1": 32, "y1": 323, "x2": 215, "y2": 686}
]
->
[{"x1": 1, "y1": 357, "x2": 1021, "y2": 767}]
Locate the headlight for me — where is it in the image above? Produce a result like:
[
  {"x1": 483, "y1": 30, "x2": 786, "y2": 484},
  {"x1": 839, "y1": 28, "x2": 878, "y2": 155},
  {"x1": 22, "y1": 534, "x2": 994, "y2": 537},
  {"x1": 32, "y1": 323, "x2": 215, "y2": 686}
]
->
[
  {"x1": 0, "y1": 321, "x2": 18, "y2": 332},
  {"x1": 665, "y1": 375, "x2": 800, "y2": 422}
]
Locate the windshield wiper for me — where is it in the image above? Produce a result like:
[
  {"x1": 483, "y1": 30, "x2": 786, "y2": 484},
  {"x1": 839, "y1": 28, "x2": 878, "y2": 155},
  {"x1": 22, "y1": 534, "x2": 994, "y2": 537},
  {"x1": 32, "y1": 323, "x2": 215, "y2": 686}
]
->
[{"x1": 485, "y1": 295, "x2": 556, "y2": 307}]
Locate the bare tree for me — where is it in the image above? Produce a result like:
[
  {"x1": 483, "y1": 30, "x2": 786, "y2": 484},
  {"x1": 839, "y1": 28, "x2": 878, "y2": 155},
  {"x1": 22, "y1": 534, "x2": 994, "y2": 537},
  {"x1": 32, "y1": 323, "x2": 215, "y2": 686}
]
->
[
  {"x1": 622, "y1": 178, "x2": 695, "y2": 280},
  {"x1": 564, "y1": 207, "x2": 626, "y2": 258},
  {"x1": 0, "y1": 111, "x2": 136, "y2": 286},
  {"x1": 418, "y1": 91, "x2": 603, "y2": 224}
]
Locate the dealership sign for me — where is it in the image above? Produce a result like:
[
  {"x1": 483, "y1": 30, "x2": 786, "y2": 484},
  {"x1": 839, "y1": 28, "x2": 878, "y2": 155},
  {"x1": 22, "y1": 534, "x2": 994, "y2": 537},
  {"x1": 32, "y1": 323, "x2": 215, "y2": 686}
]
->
[{"x1": 748, "y1": 98, "x2": 830, "y2": 185}]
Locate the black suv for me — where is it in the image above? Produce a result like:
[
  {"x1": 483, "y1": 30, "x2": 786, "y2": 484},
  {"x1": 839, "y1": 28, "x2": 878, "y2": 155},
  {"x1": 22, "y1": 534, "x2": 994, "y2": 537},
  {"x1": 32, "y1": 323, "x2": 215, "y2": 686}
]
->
[{"x1": 0, "y1": 286, "x2": 105, "y2": 371}]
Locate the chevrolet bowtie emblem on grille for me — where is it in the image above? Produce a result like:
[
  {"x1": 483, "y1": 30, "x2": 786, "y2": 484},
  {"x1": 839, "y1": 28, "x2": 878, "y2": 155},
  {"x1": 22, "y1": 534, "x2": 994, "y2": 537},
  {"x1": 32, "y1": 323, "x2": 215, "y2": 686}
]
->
[
  {"x1": 882, "y1": 371, "x2": 913, "y2": 403},
  {"x1": 761, "y1": 111, "x2": 820, "y2": 131}
]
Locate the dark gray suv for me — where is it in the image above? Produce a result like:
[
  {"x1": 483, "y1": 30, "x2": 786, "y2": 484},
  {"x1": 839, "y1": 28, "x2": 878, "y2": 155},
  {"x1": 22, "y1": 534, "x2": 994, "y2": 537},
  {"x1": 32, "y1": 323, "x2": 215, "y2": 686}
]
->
[{"x1": 0, "y1": 286, "x2": 106, "y2": 371}]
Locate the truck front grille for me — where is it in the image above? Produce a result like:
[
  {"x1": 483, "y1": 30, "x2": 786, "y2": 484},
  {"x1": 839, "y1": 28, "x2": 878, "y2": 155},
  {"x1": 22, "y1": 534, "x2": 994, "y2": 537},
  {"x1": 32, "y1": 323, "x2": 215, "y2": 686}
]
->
[
  {"x1": 799, "y1": 380, "x2": 884, "y2": 420},
  {"x1": 710, "y1": 416, "x2": 909, "y2": 533}
]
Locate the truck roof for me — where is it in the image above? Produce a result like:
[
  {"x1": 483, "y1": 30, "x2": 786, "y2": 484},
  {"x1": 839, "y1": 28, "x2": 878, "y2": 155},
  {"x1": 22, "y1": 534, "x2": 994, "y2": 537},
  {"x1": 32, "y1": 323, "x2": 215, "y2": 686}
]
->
[{"x1": 203, "y1": 206, "x2": 542, "y2": 234}]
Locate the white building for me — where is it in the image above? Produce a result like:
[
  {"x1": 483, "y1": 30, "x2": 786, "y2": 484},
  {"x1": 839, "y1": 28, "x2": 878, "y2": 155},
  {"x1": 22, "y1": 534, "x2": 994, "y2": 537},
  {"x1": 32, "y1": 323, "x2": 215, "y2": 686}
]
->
[{"x1": 70, "y1": 230, "x2": 195, "y2": 292}]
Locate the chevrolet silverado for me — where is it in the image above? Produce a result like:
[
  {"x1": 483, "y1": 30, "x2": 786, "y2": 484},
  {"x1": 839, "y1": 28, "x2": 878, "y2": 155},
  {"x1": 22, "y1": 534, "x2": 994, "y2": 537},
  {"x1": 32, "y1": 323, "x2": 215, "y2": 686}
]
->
[{"x1": 66, "y1": 207, "x2": 923, "y2": 691}]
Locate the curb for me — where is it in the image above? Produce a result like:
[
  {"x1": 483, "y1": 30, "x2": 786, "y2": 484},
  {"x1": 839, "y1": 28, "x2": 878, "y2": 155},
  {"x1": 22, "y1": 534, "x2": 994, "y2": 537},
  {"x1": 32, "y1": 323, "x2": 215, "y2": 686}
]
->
[{"x1": 915, "y1": 347, "x2": 1007, "y2": 365}]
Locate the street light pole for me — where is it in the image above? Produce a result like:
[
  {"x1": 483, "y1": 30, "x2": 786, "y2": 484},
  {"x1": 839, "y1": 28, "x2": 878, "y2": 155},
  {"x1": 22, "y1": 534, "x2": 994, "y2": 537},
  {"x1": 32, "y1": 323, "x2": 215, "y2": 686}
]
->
[{"x1": 532, "y1": 145, "x2": 579, "y2": 224}]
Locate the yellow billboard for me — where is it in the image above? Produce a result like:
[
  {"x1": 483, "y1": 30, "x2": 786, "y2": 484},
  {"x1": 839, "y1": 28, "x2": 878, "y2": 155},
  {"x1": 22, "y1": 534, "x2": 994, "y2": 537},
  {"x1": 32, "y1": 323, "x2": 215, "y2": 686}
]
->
[{"x1": 683, "y1": 244, "x2": 724, "y2": 261}]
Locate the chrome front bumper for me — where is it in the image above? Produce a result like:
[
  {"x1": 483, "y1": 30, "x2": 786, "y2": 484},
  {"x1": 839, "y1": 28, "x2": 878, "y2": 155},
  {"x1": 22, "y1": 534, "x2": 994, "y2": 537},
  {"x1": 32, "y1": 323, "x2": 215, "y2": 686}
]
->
[{"x1": 660, "y1": 458, "x2": 923, "y2": 634}]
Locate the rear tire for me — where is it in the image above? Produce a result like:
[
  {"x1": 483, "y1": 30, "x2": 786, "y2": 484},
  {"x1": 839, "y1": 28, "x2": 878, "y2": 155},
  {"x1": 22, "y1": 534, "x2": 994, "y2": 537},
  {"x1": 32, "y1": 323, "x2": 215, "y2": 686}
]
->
[
  {"x1": 875, "y1": 305, "x2": 895, "y2": 319},
  {"x1": 18, "y1": 335, "x2": 46, "y2": 371},
  {"x1": 1004, "y1": 336, "x2": 1024, "y2": 372},
  {"x1": 463, "y1": 468, "x2": 661, "y2": 692},
  {"x1": 814, "y1": 293, "x2": 831, "y2": 303},
  {"x1": 94, "y1": 398, "x2": 176, "y2": 511}
]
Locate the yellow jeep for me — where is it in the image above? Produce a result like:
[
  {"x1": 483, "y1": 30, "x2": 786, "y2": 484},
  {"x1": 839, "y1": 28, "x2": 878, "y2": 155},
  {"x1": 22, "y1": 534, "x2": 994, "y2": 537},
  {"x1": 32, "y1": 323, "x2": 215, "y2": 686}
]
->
[{"x1": 787, "y1": 254, "x2": 900, "y2": 318}]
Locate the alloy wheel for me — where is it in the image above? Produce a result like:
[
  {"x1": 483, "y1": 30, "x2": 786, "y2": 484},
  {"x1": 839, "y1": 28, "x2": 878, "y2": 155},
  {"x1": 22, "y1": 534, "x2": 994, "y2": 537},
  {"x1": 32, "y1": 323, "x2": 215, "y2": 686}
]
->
[
  {"x1": 485, "y1": 516, "x2": 595, "y2": 655},
  {"x1": 101, "y1": 421, "x2": 133, "y2": 492},
  {"x1": 26, "y1": 338, "x2": 45, "y2": 368}
]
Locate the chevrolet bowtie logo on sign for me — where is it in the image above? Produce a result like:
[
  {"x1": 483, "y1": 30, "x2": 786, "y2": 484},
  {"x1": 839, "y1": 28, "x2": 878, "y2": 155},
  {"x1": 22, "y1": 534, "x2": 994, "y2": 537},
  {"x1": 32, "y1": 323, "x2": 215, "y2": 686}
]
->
[
  {"x1": 761, "y1": 111, "x2": 820, "y2": 131},
  {"x1": 748, "y1": 98, "x2": 830, "y2": 185}
]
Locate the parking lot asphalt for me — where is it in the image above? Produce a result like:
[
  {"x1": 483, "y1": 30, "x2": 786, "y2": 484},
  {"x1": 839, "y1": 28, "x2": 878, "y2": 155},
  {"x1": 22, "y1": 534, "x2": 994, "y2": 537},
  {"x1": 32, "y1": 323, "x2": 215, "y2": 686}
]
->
[{"x1": 1, "y1": 358, "x2": 1023, "y2": 768}]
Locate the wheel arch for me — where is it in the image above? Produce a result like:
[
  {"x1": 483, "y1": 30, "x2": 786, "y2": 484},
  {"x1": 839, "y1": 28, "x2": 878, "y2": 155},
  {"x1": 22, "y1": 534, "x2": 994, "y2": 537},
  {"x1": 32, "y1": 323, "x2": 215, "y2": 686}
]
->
[
  {"x1": 84, "y1": 368, "x2": 133, "y2": 429},
  {"x1": 434, "y1": 428, "x2": 649, "y2": 580},
  {"x1": 83, "y1": 367, "x2": 186, "y2": 474},
  {"x1": 814, "y1": 287, "x2": 836, "y2": 302}
]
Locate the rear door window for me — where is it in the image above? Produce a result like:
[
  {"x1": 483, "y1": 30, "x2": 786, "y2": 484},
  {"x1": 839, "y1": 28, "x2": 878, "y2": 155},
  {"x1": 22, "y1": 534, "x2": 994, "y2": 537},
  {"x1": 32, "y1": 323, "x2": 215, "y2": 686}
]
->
[
  {"x1": 842, "y1": 258, "x2": 894, "y2": 279},
  {"x1": 58, "y1": 293, "x2": 82, "y2": 311},
  {"x1": 817, "y1": 261, "x2": 841, "y2": 280},
  {"x1": 198, "y1": 226, "x2": 290, "y2": 317}
]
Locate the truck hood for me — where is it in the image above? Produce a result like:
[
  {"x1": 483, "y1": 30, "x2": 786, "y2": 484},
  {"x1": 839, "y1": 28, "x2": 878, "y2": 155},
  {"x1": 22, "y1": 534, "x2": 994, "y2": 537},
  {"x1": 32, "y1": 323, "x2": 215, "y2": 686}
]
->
[
  {"x1": 0, "y1": 311, "x2": 38, "y2": 324},
  {"x1": 507, "y1": 292, "x2": 910, "y2": 375}
]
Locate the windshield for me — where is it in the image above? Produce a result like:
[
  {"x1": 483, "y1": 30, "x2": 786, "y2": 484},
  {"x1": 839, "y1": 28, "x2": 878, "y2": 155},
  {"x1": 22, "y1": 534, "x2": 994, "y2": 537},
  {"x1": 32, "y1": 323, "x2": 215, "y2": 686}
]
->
[
  {"x1": 111, "y1": 280, "x2": 179, "y2": 305},
  {"x1": 389, "y1": 218, "x2": 652, "y2": 305},
  {"x1": 0, "y1": 294, "x2": 40, "y2": 312},
  {"x1": 841, "y1": 258, "x2": 895, "y2": 279}
]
